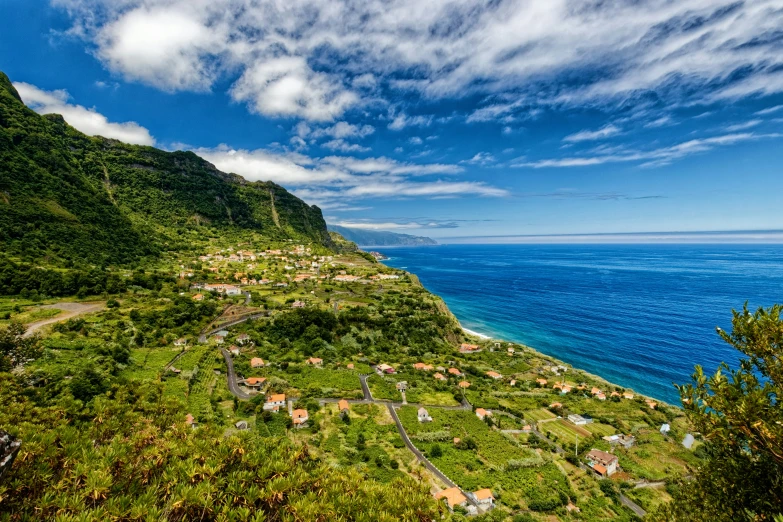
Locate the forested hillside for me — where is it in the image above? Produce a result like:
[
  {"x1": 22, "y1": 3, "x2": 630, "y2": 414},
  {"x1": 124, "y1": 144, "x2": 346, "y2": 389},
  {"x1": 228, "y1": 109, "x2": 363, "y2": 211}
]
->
[{"x1": 0, "y1": 71, "x2": 332, "y2": 267}]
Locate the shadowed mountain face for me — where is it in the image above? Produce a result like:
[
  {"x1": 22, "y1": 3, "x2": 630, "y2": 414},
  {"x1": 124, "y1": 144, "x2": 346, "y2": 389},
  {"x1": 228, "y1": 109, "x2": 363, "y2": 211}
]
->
[
  {"x1": 328, "y1": 225, "x2": 437, "y2": 247},
  {"x1": 0, "y1": 71, "x2": 333, "y2": 266}
]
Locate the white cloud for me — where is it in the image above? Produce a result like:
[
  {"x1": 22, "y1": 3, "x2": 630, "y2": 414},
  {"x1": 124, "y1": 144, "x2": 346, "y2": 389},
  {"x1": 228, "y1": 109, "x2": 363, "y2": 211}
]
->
[
  {"x1": 387, "y1": 112, "x2": 433, "y2": 130},
  {"x1": 190, "y1": 146, "x2": 504, "y2": 206},
  {"x1": 230, "y1": 57, "x2": 357, "y2": 121},
  {"x1": 755, "y1": 105, "x2": 783, "y2": 116},
  {"x1": 408, "y1": 137, "x2": 423, "y2": 145},
  {"x1": 321, "y1": 139, "x2": 370, "y2": 153},
  {"x1": 723, "y1": 120, "x2": 762, "y2": 132},
  {"x1": 14, "y1": 81, "x2": 155, "y2": 145},
  {"x1": 563, "y1": 124, "x2": 622, "y2": 143},
  {"x1": 461, "y1": 152, "x2": 496, "y2": 165},
  {"x1": 513, "y1": 132, "x2": 782, "y2": 169},
  {"x1": 307, "y1": 121, "x2": 374, "y2": 140},
  {"x1": 55, "y1": 0, "x2": 783, "y2": 123}
]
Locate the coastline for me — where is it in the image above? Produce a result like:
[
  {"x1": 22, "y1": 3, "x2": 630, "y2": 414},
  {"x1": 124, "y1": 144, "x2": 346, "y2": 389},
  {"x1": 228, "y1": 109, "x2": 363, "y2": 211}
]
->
[{"x1": 395, "y1": 261, "x2": 678, "y2": 408}]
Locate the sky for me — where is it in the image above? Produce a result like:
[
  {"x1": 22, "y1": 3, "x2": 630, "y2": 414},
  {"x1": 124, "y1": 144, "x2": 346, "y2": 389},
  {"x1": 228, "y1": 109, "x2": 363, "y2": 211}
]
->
[{"x1": 2, "y1": 0, "x2": 783, "y2": 240}]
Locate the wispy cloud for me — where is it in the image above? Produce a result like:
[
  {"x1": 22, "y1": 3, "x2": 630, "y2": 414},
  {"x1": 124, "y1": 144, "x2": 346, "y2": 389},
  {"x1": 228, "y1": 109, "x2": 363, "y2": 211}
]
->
[
  {"x1": 563, "y1": 124, "x2": 622, "y2": 143},
  {"x1": 55, "y1": 0, "x2": 783, "y2": 121},
  {"x1": 192, "y1": 146, "x2": 506, "y2": 206},
  {"x1": 14, "y1": 81, "x2": 155, "y2": 145},
  {"x1": 513, "y1": 132, "x2": 783, "y2": 169},
  {"x1": 723, "y1": 120, "x2": 762, "y2": 132},
  {"x1": 755, "y1": 105, "x2": 783, "y2": 116}
]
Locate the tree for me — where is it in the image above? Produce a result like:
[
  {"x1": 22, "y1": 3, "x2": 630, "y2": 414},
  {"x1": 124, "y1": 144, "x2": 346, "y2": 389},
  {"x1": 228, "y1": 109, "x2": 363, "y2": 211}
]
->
[
  {"x1": 0, "y1": 322, "x2": 41, "y2": 371},
  {"x1": 652, "y1": 304, "x2": 783, "y2": 521}
]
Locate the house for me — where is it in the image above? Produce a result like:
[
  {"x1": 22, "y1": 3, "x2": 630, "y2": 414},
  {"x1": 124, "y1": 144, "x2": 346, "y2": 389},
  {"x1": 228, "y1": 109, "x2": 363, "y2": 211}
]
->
[
  {"x1": 291, "y1": 409, "x2": 309, "y2": 427},
  {"x1": 433, "y1": 372, "x2": 447, "y2": 381},
  {"x1": 418, "y1": 407, "x2": 433, "y2": 422},
  {"x1": 346, "y1": 363, "x2": 354, "y2": 370},
  {"x1": 459, "y1": 343, "x2": 481, "y2": 353},
  {"x1": 292, "y1": 301, "x2": 306, "y2": 309},
  {"x1": 561, "y1": 385, "x2": 573, "y2": 394},
  {"x1": 229, "y1": 345, "x2": 240, "y2": 356},
  {"x1": 586, "y1": 449, "x2": 619, "y2": 476},
  {"x1": 447, "y1": 367, "x2": 463, "y2": 376},
  {"x1": 244, "y1": 377, "x2": 267, "y2": 388},
  {"x1": 603, "y1": 434, "x2": 636, "y2": 449},
  {"x1": 610, "y1": 391, "x2": 621, "y2": 398},
  {"x1": 458, "y1": 380, "x2": 471, "y2": 388},
  {"x1": 396, "y1": 381, "x2": 408, "y2": 391},
  {"x1": 486, "y1": 371, "x2": 502, "y2": 380},
  {"x1": 169, "y1": 367, "x2": 181, "y2": 374},
  {"x1": 306, "y1": 357, "x2": 323, "y2": 367},
  {"x1": 174, "y1": 338, "x2": 188, "y2": 347},
  {"x1": 235, "y1": 420, "x2": 248, "y2": 430},
  {"x1": 185, "y1": 414, "x2": 197, "y2": 429},
  {"x1": 568, "y1": 413, "x2": 593, "y2": 425},
  {"x1": 213, "y1": 334, "x2": 226, "y2": 344},
  {"x1": 549, "y1": 402, "x2": 563, "y2": 409},
  {"x1": 623, "y1": 392, "x2": 635, "y2": 400},
  {"x1": 472, "y1": 488, "x2": 495, "y2": 508},
  {"x1": 264, "y1": 393, "x2": 286, "y2": 411},
  {"x1": 660, "y1": 423, "x2": 671, "y2": 435},
  {"x1": 338, "y1": 399, "x2": 350, "y2": 415},
  {"x1": 591, "y1": 387, "x2": 602, "y2": 396},
  {"x1": 192, "y1": 293, "x2": 204, "y2": 301},
  {"x1": 413, "y1": 362, "x2": 434, "y2": 371},
  {"x1": 375, "y1": 363, "x2": 395, "y2": 375},
  {"x1": 236, "y1": 334, "x2": 251, "y2": 345},
  {"x1": 646, "y1": 400, "x2": 658, "y2": 409},
  {"x1": 453, "y1": 437, "x2": 461, "y2": 445},
  {"x1": 596, "y1": 393, "x2": 607, "y2": 401},
  {"x1": 435, "y1": 487, "x2": 468, "y2": 511},
  {"x1": 251, "y1": 357, "x2": 265, "y2": 368},
  {"x1": 475, "y1": 408, "x2": 492, "y2": 420},
  {"x1": 536, "y1": 378, "x2": 548, "y2": 386},
  {"x1": 509, "y1": 379, "x2": 516, "y2": 386}
]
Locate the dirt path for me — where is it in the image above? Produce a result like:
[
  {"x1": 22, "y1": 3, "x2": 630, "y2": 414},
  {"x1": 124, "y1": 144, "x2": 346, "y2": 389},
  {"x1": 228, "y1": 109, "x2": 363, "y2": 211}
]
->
[{"x1": 23, "y1": 302, "x2": 106, "y2": 338}]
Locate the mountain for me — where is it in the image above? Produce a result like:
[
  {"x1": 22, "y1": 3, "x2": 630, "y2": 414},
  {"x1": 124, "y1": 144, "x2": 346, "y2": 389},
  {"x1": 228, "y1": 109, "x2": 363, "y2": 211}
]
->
[
  {"x1": 328, "y1": 225, "x2": 437, "y2": 247},
  {"x1": 0, "y1": 71, "x2": 332, "y2": 266}
]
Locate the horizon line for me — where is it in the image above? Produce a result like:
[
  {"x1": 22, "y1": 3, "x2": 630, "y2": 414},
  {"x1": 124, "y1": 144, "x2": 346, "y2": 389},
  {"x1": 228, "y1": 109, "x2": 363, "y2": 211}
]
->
[{"x1": 432, "y1": 229, "x2": 783, "y2": 244}]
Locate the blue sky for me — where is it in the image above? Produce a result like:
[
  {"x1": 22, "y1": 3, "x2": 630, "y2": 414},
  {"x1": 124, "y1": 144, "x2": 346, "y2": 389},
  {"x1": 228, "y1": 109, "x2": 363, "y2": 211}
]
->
[{"x1": 2, "y1": 0, "x2": 783, "y2": 240}]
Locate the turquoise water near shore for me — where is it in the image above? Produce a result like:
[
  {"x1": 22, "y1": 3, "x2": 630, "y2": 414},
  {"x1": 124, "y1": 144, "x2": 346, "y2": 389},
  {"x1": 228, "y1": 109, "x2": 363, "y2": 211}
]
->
[{"x1": 379, "y1": 244, "x2": 783, "y2": 404}]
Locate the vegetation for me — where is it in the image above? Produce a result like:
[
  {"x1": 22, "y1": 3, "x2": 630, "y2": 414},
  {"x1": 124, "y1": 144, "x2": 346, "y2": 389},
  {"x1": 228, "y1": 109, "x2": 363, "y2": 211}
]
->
[{"x1": 651, "y1": 304, "x2": 783, "y2": 521}]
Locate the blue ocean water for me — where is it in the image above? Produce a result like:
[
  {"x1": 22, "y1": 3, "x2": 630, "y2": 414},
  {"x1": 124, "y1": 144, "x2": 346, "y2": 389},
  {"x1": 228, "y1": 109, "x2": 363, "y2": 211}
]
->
[{"x1": 379, "y1": 244, "x2": 783, "y2": 405}]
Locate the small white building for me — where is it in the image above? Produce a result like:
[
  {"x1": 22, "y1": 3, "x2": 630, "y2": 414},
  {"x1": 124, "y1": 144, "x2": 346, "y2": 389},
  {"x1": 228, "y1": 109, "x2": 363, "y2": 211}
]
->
[
  {"x1": 567, "y1": 413, "x2": 594, "y2": 426},
  {"x1": 418, "y1": 407, "x2": 433, "y2": 422}
]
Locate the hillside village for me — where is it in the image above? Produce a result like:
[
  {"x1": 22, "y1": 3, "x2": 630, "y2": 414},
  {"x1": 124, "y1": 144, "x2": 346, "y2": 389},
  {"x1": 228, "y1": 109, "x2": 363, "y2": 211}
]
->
[{"x1": 1, "y1": 239, "x2": 704, "y2": 521}]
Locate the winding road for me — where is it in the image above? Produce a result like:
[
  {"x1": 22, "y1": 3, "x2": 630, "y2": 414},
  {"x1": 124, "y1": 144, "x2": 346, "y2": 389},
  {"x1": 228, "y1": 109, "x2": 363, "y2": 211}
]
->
[{"x1": 219, "y1": 347, "x2": 251, "y2": 400}]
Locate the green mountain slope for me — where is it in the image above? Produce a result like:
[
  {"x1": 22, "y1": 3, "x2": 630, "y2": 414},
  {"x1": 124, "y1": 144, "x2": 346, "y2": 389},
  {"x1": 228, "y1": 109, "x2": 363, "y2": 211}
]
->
[
  {"x1": 0, "y1": 71, "x2": 332, "y2": 266},
  {"x1": 328, "y1": 225, "x2": 437, "y2": 247}
]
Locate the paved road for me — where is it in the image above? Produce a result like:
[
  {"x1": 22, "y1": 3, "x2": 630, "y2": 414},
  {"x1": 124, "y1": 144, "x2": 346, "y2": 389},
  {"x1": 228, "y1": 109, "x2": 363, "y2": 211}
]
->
[
  {"x1": 359, "y1": 374, "x2": 373, "y2": 401},
  {"x1": 386, "y1": 404, "x2": 480, "y2": 510},
  {"x1": 620, "y1": 493, "x2": 647, "y2": 517},
  {"x1": 24, "y1": 302, "x2": 106, "y2": 338},
  {"x1": 219, "y1": 347, "x2": 251, "y2": 400},
  {"x1": 198, "y1": 312, "x2": 268, "y2": 343}
]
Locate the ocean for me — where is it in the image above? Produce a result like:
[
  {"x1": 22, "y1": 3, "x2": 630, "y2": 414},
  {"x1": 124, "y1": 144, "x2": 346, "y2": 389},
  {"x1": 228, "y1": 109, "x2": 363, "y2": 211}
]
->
[{"x1": 379, "y1": 244, "x2": 783, "y2": 405}]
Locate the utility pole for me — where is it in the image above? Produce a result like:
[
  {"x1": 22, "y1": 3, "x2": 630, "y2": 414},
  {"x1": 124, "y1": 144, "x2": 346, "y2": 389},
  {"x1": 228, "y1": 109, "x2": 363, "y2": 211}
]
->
[{"x1": 575, "y1": 434, "x2": 578, "y2": 457}]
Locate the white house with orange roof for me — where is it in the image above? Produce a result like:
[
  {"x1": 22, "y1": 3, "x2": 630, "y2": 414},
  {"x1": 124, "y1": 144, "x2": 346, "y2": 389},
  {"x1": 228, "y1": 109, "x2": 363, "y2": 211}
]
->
[
  {"x1": 338, "y1": 399, "x2": 350, "y2": 415},
  {"x1": 471, "y1": 488, "x2": 495, "y2": 508},
  {"x1": 306, "y1": 357, "x2": 323, "y2": 367},
  {"x1": 243, "y1": 377, "x2": 266, "y2": 390},
  {"x1": 433, "y1": 372, "x2": 447, "y2": 381},
  {"x1": 459, "y1": 343, "x2": 481, "y2": 353},
  {"x1": 486, "y1": 371, "x2": 502, "y2": 380},
  {"x1": 458, "y1": 380, "x2": 471, "y2": 388},
  {"x1": 435, "y1": 487, "x2": 468, "y2": 511},
  {"x1": 413, "y1": 362, "x2": 434, "y2": 371},
  {"x1": 448, "y1": 367, "x2": 463, "y2": 376},
  {"x1": 418, "y1": 407, "x2": 433, "y2": 422},
  {"x1": 291, "y1": 409, "x2": 309, "y2": 428},
  {"x1": 263, "y1": 393, "x2": 286, "y2": 411},
  {"x1": 251, "y1": 357, "x2": 265, "y2": 368},
  {"x1": 475, "y1": 408, "x2": 492, "y2": 420}
]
